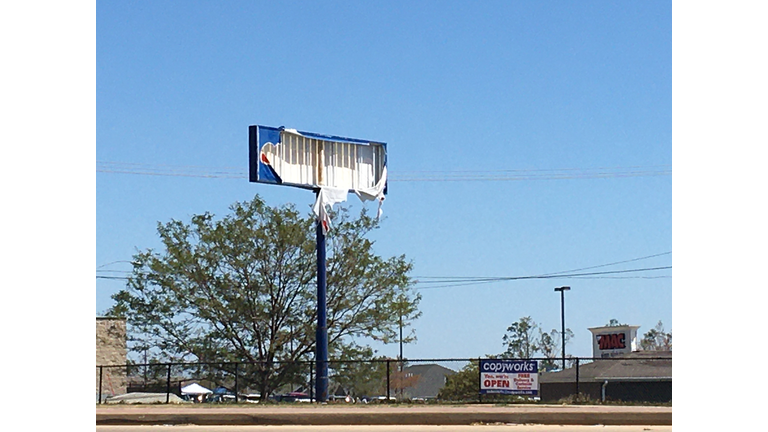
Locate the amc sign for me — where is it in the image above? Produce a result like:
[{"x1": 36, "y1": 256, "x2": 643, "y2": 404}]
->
[
  {"x1": 597, "y1": 333, "x2": 626, "y2": 350},
  {"x1": 589, "y1": 325, "x2": 639, "y2": 358}
]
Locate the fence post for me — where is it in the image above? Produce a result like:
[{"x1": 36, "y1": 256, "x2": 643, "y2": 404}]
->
[
  {"x1": 575, "y1": 358, "x2": 580, "y2": 397},
  {"x1": 386, "y1": 359, "x2": 391, "y2": 402},
  {"x1": 166, "y1": 363, "x2": 172, "y2": 404},
  {"x1": 309, "y1": 361, "x2": 315, "y2": 403},
  {"x1": 98, "y1": 366, "x2": 103, "y2": 404},
  {"x1": 477, "y1": 358, "x2": 482, "y2": 404},
  {"x1": 234, "y1": 363, "x2": 239, "y2": 403}
]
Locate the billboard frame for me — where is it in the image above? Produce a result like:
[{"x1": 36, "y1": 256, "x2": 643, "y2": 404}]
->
[
  {"x1": 248, "y1": 125, "x2": 387, "y2": 194},
  {"x1": 247, "y1": 124, "x2": 388, "y2": 404}
]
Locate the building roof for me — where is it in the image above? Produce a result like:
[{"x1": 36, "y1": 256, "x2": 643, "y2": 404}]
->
[
  {"x1": 539, "y1": 351, "x2": 671, "y2": 383},
  {"x1": 402, "y1": 364, "x2": 457, "y2": 399}
]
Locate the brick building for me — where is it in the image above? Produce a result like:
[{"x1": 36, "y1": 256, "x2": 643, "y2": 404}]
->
[{"x1": 96, "y1": 317, "x2": 127, "y2": 401}]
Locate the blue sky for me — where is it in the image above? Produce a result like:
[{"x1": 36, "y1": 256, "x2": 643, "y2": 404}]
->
[
  {"x1": 96, "y1": 0, "x2": 672, "y2": 360},
  {"x1": 10, "y1": 2, "x2": 768, "y2": 428}
]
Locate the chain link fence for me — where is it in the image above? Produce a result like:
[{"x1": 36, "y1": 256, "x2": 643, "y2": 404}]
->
[{"x1": 97, "y1": 355, "x2": 671, "y2": 404}]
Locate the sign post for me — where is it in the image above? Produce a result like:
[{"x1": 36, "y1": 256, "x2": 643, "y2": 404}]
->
[
  {"x1": 315, "y1": 196, "x2": 328, "y2": 401},
  {"x1": 249, "y1": 125, "x2": 387, "y2": 402}
]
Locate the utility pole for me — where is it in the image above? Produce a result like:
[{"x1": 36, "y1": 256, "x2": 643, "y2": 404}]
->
[{"x1": 554, "y1": 286, "x2": 571, "y2": 369}]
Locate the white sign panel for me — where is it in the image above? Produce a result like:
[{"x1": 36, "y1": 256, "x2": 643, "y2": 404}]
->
[
  {"x1": 249, "y1": 125, "x2": 387, "y2": 192},
  {"x1": 479, "y1": 359, "x2": 539, "y2": 395}
]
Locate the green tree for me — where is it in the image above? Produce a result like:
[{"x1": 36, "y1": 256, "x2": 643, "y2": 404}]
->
[
  {"x1": 538, "y1": 329, "x2": 560, "y2": 370},
  {"x1": 605, "y1": 318, "x2": 626, "y2": 327},
  {"x1": 538, "y1": 328, "x2": 575, "y2": 370},
  {"x1": 438, "y1": 361, "x2": 479, "y2": 401},
  {"x1": 108, "y1": 195, "x2": 420, "y2": 400},
  {"x1": 640, "y1": 320, "x2": 672, "y2": 351},
  {"x1": 502, "y1": 316, "x2": 540, "y2": 359},
  {"x1": 503, "y1": 317, "x2": 574, "y2": 369},
  {"x1": 328, "y1": 346, "x2": 388, "y2": 398}
]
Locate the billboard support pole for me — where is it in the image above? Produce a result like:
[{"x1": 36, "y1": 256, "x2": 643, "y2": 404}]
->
[
  {"x1": 315, "y1": 194, "x2": 329, "y2": 403},
  {"x1": 249, "y1": 124, "x2": 387, "y2": 405}
]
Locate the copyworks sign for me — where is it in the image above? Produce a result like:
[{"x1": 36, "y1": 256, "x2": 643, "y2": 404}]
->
[{"x1": 479, "y1": 359, "x2": 539, "y2": 395}]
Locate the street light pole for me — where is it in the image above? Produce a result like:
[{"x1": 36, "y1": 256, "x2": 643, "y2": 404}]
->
[
  {"x1": 554, "y1": 286, "x2": 571, "y2": 369},
  {"x1": 399, "y1": 312, "x2": 403, "y2": 370}
]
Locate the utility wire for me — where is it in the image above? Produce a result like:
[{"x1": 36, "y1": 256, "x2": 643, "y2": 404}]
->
[
  {"x1": 99, "y1": 251, "x2": 672, "y2": 283},
  {"x1": 414, "y1": 266, "x2": 671, "y2": 289},
  {"x1": 97, "y1": 260, "x2": 135, "y2": 269},
  {"x1": 98, "y1": 266, "x2": 671, "y2": 287},
  {"x1": 97, "y1": 161, "x2": 670, "y2": 183},
  {"x1": 415, "y1": 252, "x2": 671, "y2": 280},
  {"x1": 395, "y1": 164, "x2": 670, "y2": 174},
  {"x1": 539, "y1": 251, "x2": 671, "y2": 276},
  {"x1": 415, "y1": 266, "x2": 671, "y2": 290}
]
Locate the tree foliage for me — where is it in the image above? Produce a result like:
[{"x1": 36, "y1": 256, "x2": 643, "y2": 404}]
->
[
  {"x1": 605, "y1": 318, "x2": 627, "y2": 327},
  {"x1": 328, "y1": 346, "x2": 388, "y2": 398},
  {"x1": 502, "y1": 317, "x2": 573, "y2": 370},
  {"x1": 108, "y1": 195, "x2": 420, "y2": 399},
  {"x1": 640, "y1": 320, "x2": 672, "y2": 351},
  {"x1": 502, "y1": 316, "x2": 540, "y2": 359},
  {"x1": 437, "y1": 361, "x2": 479, "y2": 401}
]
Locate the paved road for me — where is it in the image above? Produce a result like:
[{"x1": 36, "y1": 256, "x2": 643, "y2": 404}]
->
[
  {"x1": 97, "y1": 426, "x2": 672, "y2": 432},
  {"x1": 97, "y1": 404, "x2": 672, "y2": 426}
]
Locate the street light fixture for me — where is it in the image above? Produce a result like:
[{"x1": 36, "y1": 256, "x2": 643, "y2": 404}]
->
[{"x1": 554, "y1": 286, "x2": 571, "y2": 369}]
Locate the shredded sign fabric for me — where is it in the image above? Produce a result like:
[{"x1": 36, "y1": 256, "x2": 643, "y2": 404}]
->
[{"x1": 312, "y1": 167, "x2": 388, "y2": 235}]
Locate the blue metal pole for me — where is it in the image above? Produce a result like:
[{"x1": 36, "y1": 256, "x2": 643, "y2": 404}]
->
[{"x1": 315, "y1": 212, "x2": 329, "y2": 402}]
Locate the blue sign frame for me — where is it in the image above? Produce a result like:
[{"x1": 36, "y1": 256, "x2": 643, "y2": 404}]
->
[{"x1": 248, "y1": 125, "x2": 387, "y2": 193}]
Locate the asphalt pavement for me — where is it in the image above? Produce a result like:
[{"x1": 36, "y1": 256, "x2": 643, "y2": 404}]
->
[
  {"x1": 98, "y1": 425, "x2": 673, "y2": 432},
  {"x1": 96, "y1": 404, "x2": 672, "y2": 426}
]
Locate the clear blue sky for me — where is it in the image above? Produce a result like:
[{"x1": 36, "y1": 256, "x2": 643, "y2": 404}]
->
[{"x1": 96, "y1": 0, "x2": 672, "y2": 360}]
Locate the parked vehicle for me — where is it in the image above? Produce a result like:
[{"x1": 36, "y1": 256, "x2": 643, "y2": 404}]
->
[
  {"x1": 360, "y1": 395, "x2": 397, "y2": 403},
  {"x1": 271, "y1": 391, "x2": 312, "y2": 403},
  {"x1": 239, "y1": 393, "x2": 261, "y2": 403}
]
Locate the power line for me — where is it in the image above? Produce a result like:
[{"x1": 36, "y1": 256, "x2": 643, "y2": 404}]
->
[
  {"x1": 98, "y1": 266, "x2": 671, "y2": 287},
  {"x1": 97, "y1": 161, "x2": 670, "y2": 183},
  {"x1": 99, "y1": 251, "x2": 672, "y2": 283},
  {"x1": 415, "y1": 252, "x2": 671, "y2": 281},
  {"x1": 392, "y1": 168, "x2": 671, "y2": 182},
  {"x1": 97, "y1": 260, "x2": 135, "y2": 269},
  {"x1": 415, "y1": 267, "x2": 671, "y2": 282},
  {"x1": 566, "y1": 275, "x2": 671, "y2": 280},
  {"x1": 97, "y1": 276, "x2": 129, "y2": 280},
  {"x1": 539, "y1": 251, "x2": 671, "y2": 276},
  {"x1": 395, "y1": 164, "x2": 671, "y2": 174},
  {"x1": 413, "y1": 266, "x2": 671, "y2": 290}
]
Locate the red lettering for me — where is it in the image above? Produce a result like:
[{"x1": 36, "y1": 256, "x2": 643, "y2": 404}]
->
[
  {"x1": 485, "y1": 379, "x2": 511, "y2": 388},
  {"x1": 598, "y1": 334, "x2": 608, "y2": 350},
  {"x1": 598, "y1": 333, "x2": 627, "y2": 350}
]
